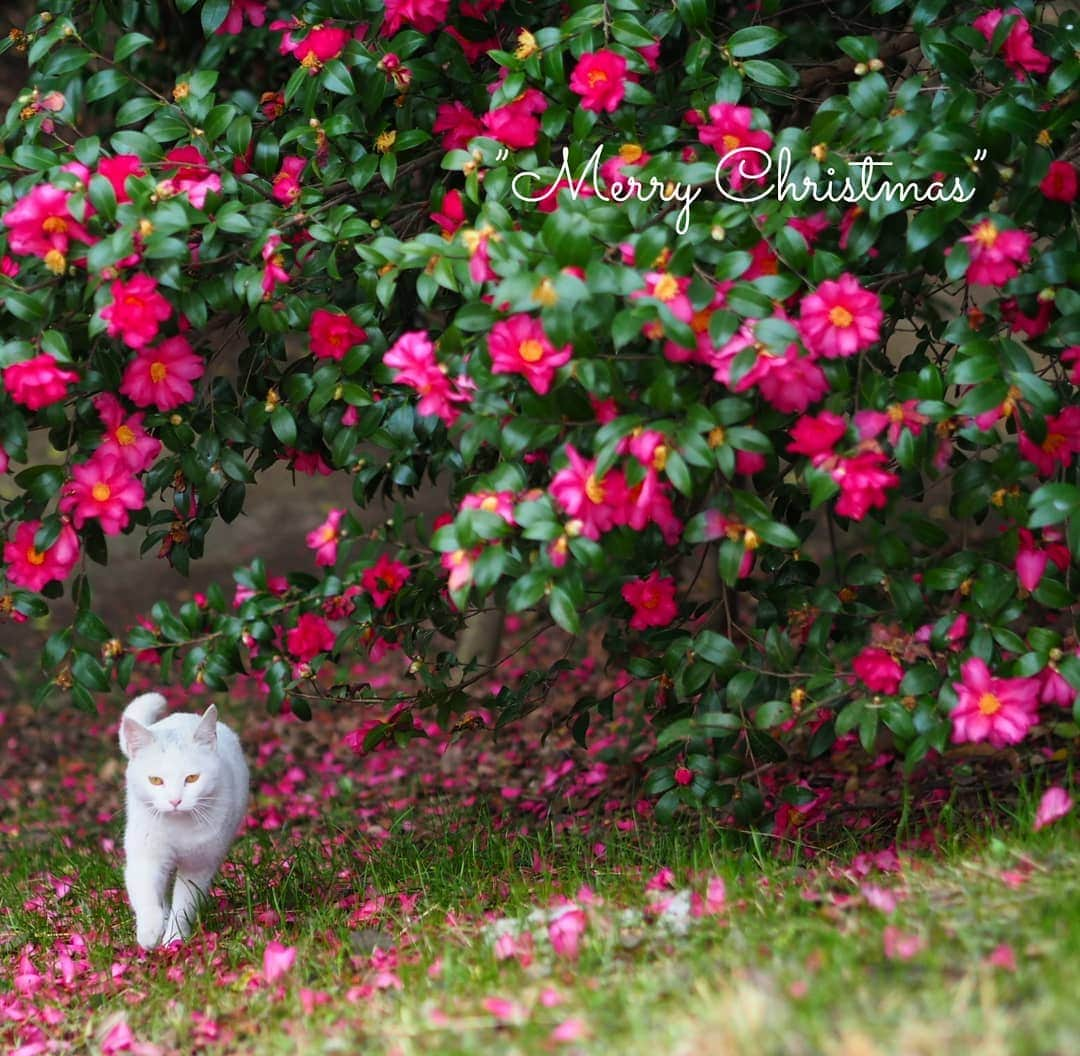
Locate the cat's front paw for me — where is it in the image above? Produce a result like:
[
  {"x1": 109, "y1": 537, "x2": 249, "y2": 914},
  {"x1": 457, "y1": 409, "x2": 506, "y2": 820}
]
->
[
  {"x1": 135, "y1": 912, "x2": 165, "y2": 949},
  {"x1": 161, "y1": 914, "x2": 190, "y2": 946}
]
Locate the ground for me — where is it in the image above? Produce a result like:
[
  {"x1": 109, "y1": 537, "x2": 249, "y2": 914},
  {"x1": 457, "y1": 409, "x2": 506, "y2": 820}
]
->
[{"x1": 1, "y1": 627, "x2": 1077, "y2": 1056}]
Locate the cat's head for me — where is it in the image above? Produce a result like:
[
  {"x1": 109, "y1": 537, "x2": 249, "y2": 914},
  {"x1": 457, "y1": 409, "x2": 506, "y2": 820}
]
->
[{"x1": 122, "y1": 705, "x2": 221, "y2": 816}]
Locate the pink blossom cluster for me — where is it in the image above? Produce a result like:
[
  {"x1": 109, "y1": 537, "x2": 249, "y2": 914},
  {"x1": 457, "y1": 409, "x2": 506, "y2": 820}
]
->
[
  {"x1": 382, "y1": 332, "x2": 474, "y2": 426},
  {"x1": 787, "y1": 411, "x2": 902, "y2": 521},
  {"x1": 549, "y1": 442, "x2": 683, "y2": 545}
]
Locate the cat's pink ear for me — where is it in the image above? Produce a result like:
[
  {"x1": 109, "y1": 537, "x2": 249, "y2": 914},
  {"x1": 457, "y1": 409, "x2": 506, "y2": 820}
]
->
[
  {"x1": 193, "y1": 704, "x2": 218, "y2": 749},
  {"x1": 121, "y1": 717, "x2": 154, "y2": 758}
]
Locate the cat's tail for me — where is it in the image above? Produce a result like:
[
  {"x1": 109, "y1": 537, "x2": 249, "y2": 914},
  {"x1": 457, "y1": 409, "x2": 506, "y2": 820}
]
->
[{"x1": 119, "y1": 692, "x2": 168, "y2": 758}]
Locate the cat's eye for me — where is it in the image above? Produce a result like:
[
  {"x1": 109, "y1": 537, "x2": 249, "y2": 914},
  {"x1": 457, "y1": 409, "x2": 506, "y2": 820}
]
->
[
  {"x1": 148, "y1": 776, "x2": 164, "y2": 786},
  {"x1": 184, "y1": 773, "x2": 200, "y2": 784}
]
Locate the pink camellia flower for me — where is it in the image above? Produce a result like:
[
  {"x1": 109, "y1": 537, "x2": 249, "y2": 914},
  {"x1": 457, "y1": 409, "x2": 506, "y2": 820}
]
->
[
  {"x1": 1015, "y1": 527, "x2": 1070, "y2": 591},
  {"x1": 569, "y1": 51, "x2": 630, "y2": 113},
  {"x1": 798, "y1": 274, "x2": 883, "y2": 358},
  {"x1": 959, "y1": 220, "x2": 1032, "y2": 287},
  {"x1": 788, "y1": 211, "x2": 830, "y2": 246},
  {"x1": 600, "y1": 143, "x2": 651, "y2": 196},
  {"x1": 461, "y1": 225, "x2": 497, "y2": 283},
  {"x1": 1039, "y1": 661, "x2": 1077, "y2": 708},
  {"x1": 462, "y1": 490, "x2": 516, "y2": 524},
  {"x1": 832, "y1": 451, "x2": 899, "y2": 520},
  {"x1": 216, "y1": 0, "x2": 267, "y2": 35},
  {"x1": 272, "y1": 156, "x2": 306, "y2": 204},
  {"x1": 285, "y1": 448, "x2": 333, "y2": 476},
  {"x1": 120, "y1": 336, "x2": 205, "y2": 411},
  {"x1": 973, "y1": 8, "x2": 1052, "y2": 79},
  {"x1": 361, "y1": 553, "x2": 411, "y2": 607},
  {"x1": 101, "y1": 274, "x2": 173, "y2": 349},
  {"x1": 93, "y1": 393, "x2": 161, "y2": 473},
  {"x1": 383, "y1": 331, "x2": 472, "y2": 426},
  {"x1": 481, "y1": 91, "x2": 548, "y2": 150},
  {"x1": 548, "y1": 906, "x2": 587, "y2": 960},
  {"x1": 1, "y1": 183, "x2": 95, "y2": 272},
  {"x1": 852, "y1": 646, "x2": 903, "y2": 695},
  {"x1": 96, "y1": 154, "x2": 145, "y2": 203},
  {"x1": 441, "y1": 546, "x2": 480, "y2": 593},
  {"x1": 1033, "y1": 786, "x2": 1073, "y2": 831},
  {"x1": 622, "y1": 469, "x2": 683, "y2": 545},
  {"x1": 698, "y1": 511, "x2": 753, "y2": 577},
  {"x1": 638, "y1": 39, "x2": 660, "y2": 70},
  {"x1": 1040, "y1": 160, "x2": 1078, "y2": 202},
  {"x1": 1, "y1": 254, "x2": 18, "y2": 276},
  {"x1": 741, "y1": 239, "x2": 780, "y2": 280},
  {"x1": 291, "y1": 25, "x2": 351, "y2": 66},
  {"x1": 950, "y1": 656, "x2": 1040, "y2": 748},
  {"x1": 432, "y1": 188, "x2": 466, "y2": 236},
  {"x1": 2, "y1": 353, "x2": 79, "y2": 411},
  {"x1": 787, "y1": 411, "x2": 847, "y2": 461},
  {"x1": 1018, "y1": 406, "x2": 1080, "y2": 476},
  {"x1": 1001, "y1": 297, "x2": 1054, "y2": 339},
  {"x1": 309, "y1": 308, "x2": 367, "y2": 361},
  {"x1": 433, "y1": 101, "x2": 484, "y2": 151},
  {"x1": 631, "y1": 271, "x2": 694, "y2": 324},
  {"x1": 260, "y1": 233, "x2": 291, "y2": 298},
  {"x1": 735, "y1": 344, "x2": 830, "y2": 414},
  {"x1": 855, "y1": 401, "x2": 930, "y2": 447},
  {"x1": 445, "y1": 26, "x2": 497, "y2": 63},
  {"x1": 59, "y1": 454, "x2": 145, "y2": 536},
  {"x1": 286, "y1": 613, "x2": 336, "y2": 662},
  {"x1": 1062, "y1": 346, "x2": 1080, "y2": 385},
  {"x1": 488, "y1": 315, "x2": 572, "y2": 395},
  {"x1": 160, "y1": 146, "x2": 221, "y2": 209},
  {"x1": 621, "y1": 571, "x2": 677, "y2": 630},
  {"x1": 550, "y1": 444, "x2": 628, "y2": 540},
  {"x1": 3, "y1": 519, "x2": 80, "y2": 591},
  {"x1": 262, "y1": 941, "x2": 297, "y2": 983},
  {"x1": 306, "y1": 509, "x2": 345, "y2": 567},
  {"x1": 698, "y1": 103, "x2": 773, "y2": 190},
  {"x1": 382, "y1": 0, "x2": 450, "y2": 36}
]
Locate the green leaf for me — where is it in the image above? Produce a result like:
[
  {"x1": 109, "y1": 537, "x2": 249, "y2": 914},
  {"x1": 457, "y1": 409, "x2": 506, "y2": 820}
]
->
[
  {"x1": 86, "y1": 69, "x2": 130, "y2": 104},
  {"x1": 549, "y1": 585, "x2": 581, "y2": 634},
  {"x1": 201, "y1": 0, "x2": 231, "y2": 35},
  {"x1": 741, "y1": 59, "x2": 796, "y2": 88},
  {"x1": 899, "y1": 663, "x2": 939, "y2": 696},
  {"x1": 610, "y1": 16, "x2": 657, "y2": 48},
  {"x1": 270, "y1": 406, "x2": 298, "y2": 447},
  {"x1": 71, "y1": 650, "x2": 110, "y2": 692},
  {"x1": 506, "y1": 570, "x2": 547, "y2": 612},
  {"x1": 115, "y1": 32, "x2": 153, "y2": 61},
  {"x1": 15, "y1": 465, "x2": 65, "y2": 503},
  {"x1": 693, "y1": 630, "x2": 738, "y2": 669},
  {"x1": 322, "y1": 59, "x2": 354, "y2": 95},
  {"x1": 728, "y1": 26, "x2": 784, "y2": 57}
]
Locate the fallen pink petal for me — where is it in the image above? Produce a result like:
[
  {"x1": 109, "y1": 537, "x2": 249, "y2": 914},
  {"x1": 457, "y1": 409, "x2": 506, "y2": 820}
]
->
[{"x1": 1034, "y1": 786, "x2": 1074, "y2": 831}]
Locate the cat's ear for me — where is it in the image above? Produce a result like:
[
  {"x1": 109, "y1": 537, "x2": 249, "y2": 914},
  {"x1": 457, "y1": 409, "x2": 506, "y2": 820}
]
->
[
  {"x1": 121, "y1": 717, "x2": 155, "y2": 759},
  {"x1": 193, "y1": 704, "x2": 218, "y2": 749}
]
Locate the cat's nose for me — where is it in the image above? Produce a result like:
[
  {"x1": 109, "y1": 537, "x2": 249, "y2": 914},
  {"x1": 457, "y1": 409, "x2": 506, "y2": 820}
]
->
[{"x1": 169, "y1": 797, "x2": 181, "y2": 808}]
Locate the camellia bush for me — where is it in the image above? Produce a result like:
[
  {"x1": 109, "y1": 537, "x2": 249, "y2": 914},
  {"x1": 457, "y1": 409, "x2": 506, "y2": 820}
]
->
[{"x1": 0, "y1": 0, "x2": 1078, "y2": 822}]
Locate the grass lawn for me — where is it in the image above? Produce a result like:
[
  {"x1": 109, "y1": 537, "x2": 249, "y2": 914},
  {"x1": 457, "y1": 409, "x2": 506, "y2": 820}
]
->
[{"x1": 1, "y1": 680, "x2": 1077, "y2": 1056}]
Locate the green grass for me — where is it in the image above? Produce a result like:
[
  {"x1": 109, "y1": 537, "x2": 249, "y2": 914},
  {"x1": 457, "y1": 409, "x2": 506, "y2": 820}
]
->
[{"x1": 3, "y1": 789, "x2": 1079, "y2": 1055}]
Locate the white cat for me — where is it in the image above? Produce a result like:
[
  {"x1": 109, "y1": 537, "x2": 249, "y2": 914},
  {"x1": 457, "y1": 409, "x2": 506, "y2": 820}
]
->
[{"x1": 119, "y1": 692, "x2": 249, "y2": 949}]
